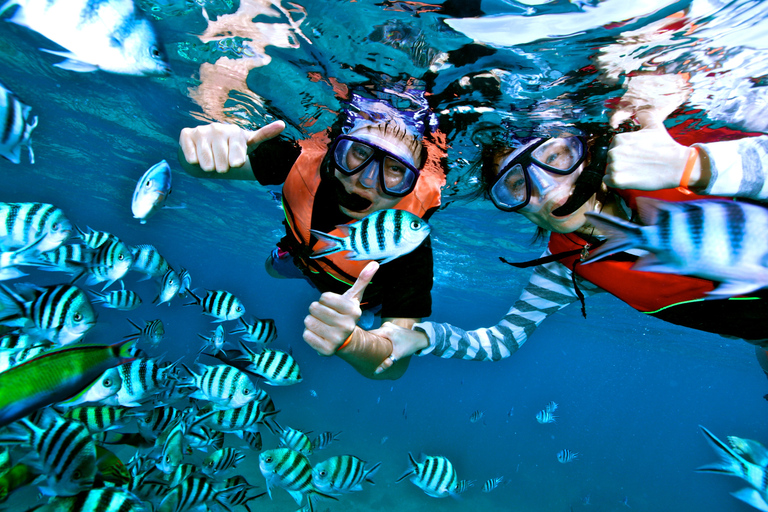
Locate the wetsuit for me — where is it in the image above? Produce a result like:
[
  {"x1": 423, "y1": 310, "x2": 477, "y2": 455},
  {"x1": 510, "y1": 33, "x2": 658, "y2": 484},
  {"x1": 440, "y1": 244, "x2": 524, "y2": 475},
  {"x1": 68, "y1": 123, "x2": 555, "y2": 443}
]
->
[
  {"x1": 250, "y1": 138, "x2": 439, "y2": 319},
  {"x1": 414, "y1": 135, "x2": 768, "y2": 361}
]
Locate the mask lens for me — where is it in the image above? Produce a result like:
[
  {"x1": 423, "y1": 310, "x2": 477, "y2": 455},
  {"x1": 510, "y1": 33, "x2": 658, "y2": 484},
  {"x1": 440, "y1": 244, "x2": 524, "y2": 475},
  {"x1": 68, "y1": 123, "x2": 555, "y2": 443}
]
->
[
  {"x1": 491, "y1": 163, "x2": 528, "y2": 210},
  {"x1": 333, "y1": 139, "x2": 374, "y2": 174},
  {"x1": 531, "y1": 137, "x2": 584, "y2": 173}
]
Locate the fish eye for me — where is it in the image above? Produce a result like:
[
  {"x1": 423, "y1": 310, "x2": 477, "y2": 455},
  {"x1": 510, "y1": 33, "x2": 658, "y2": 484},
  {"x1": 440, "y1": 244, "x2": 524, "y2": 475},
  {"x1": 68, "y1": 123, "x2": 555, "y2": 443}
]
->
[
  {"x1": 264, "y1": 456, "x2": 272, "y2": 463},
  {"x1": 103, "y1": 378, "x2": 112, "y2": 386},
  {"x1": 318, "y1": 470, "x2": 327, "y2": 477},
  {"x1": 243, "y1": 389, "x2": 250, "y2": 395},
  {"x1": 165, "y1": 456, "x2": 170, "y2": 463},
  {"x1": 73, "y1": 313, "x2": 83, "y2": 322},
  {"x1": 144, "y1": 179, "x2": 153, "y2": 188},
  {"x1": 151, "y1": 46, "x2": 161, "y2": 58},
  {"x1": 73, "y1": 470, "x2": 81, "y2": 479},
  {"x1": 410, "y1": 220, "x2": 421, "y2": 229},
  {"x1": 236, "y1": 306, "x2": 243, "y2": 312},
  {"x1": 52, "y1": 222, "x2": 59, "y2": 230}
]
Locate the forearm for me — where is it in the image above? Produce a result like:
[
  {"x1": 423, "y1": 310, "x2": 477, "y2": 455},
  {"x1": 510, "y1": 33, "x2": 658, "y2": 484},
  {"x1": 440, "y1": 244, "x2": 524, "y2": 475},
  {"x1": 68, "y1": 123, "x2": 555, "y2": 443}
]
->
[
  {"x1": 336, "y1": 325, "x2": 410, "y2": 380},
  {"x1": 694, "y1": 136, "x2": 768, "y2": 200}
]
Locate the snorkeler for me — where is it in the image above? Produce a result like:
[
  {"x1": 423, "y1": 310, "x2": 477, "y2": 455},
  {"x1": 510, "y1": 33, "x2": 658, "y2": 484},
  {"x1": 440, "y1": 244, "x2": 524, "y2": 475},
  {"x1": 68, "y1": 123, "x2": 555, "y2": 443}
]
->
[
  {"x1": 178, "y1": 88, "x2": 444, "y2": 380},
  {"x1": 361, "y1": 112, "x2": 768, "y2": 375}
]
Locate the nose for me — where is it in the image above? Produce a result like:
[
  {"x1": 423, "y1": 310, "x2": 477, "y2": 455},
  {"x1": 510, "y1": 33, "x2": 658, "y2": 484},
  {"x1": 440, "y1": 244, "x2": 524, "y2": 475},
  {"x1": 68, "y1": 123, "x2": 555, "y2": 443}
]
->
[
  {"x1": 527, "y1": 164, "x2": 558, "y2": 199},
  {"x1": 358, "y1": 161, "x2": 378, "y2": 189}
]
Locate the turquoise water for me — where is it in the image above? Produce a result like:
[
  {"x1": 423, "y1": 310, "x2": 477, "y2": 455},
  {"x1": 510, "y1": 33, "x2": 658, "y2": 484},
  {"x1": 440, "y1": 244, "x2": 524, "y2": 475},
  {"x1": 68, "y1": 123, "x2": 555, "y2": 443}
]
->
[{"x1": 1, "y1": 0, "x2": 768, "y2": 511}]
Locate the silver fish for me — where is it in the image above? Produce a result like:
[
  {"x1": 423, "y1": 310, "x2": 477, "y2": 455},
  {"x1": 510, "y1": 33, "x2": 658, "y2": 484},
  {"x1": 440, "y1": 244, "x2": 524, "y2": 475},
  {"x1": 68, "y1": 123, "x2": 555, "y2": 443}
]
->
[
  {"x1": 154, "y1": 268, "x2": 179, "y2": 306},
  {"x1": 536, "y1": 409, "x2": 556, "y2": 424},
  {"x1": 585, "y1": 198, "x2": 768, "y2": 297},
  {"x1": 0, "y1": 202, "x2": 72, "y2": 253},
  {"x1": 102, "y1": 357, "x2": 176, "y2": 407},
  {"x1": 697, "y1": 425, "x2": 768, "y2": 511},
  {"x1": 90, "y1": 288, "x2": 142, "y2": 311},
  {"x1": 557, "y1": 449, "x2": 578, "y2": 463},
  {"x1": 155, "y1": 419, "x2": 184, "y2": 475},
  {"x1": 311, "y1": 431, "x2": 341, "y2": 451},
  {"x1": 137, "y1": 406, "x2": 182, "y2": 441},
  {"x1": 202, "y1": 447, "x2": 245, "y2": 477},
  {"x1": 310, "y1": 208, "x2": 431, "y2": 264},
  {"x1": 85, "y1": 237, "x2": 134, "y2": 289},
  {"x1": 237, "y1": 344, "x2": 302, "y2": 386},
  {"x1": 469, "y1": 410, "x2": 484, "y2": 423},
  {"x1": 397, "y1": 453, "x2": 458, "y2": 498},
  {"x1": 59, "y1": 367, "x2": 122, "y2": 408},
  {"x1": 259, "y1": 448, "x2": 336, "y2": 507},
  {"x1": 0, "y1": 0, "x2": 170, "y2": 75},
  {"x1": 186, "y1": 289, "x2": 245, "y2": 322},
  {"x1": 198, "y1": 325, "x2": 226, "y2": 356},
  {"x1": 73, "y1": 226, "x2": 117, "y2": 249},
  {"x1": 231, "y1": 316, "x2": 277, "y2": 344},
  {"x1": 0, "y1": 82, "x2": 37, "y2": 164},
  {"x1": 132, "y1": 160, "x2": 172, "y2": 223},
  {"x1": 130, "y1": 244, "x2": 170, "y2": 279},
  {"x1": 0, "y1": 283, "x2": 96, "y2": 345},
  {"x1": 276, "y1": 423, "x2": 312, "y2": 456},
  {"x1": 34, "y1": 243, "x2": 93, "y2": 274},
  {"x1": 124, "y1": 318, "x2": 165, "y2": 346},
  {"x1": 312, "y1": 455, "x2": 380, "y2": 495}
]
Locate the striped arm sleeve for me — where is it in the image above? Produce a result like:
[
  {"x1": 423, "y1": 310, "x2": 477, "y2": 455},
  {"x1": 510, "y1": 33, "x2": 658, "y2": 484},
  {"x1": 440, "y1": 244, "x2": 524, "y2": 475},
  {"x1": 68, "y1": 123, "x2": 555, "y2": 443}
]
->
[
  {"x1": 696, "y1": 136, "x2": 768, "y2": 200},
  {"x1": 413, "y1": 256, "x2": 605, "y2": 361}
]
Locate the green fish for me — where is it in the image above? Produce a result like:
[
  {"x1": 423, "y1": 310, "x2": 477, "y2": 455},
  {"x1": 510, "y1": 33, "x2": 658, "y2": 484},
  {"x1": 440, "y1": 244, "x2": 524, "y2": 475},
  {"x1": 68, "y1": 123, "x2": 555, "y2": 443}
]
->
[
  {"x1": 0, "y1": 339, "x2": 134, "y2": 428},
  {"x1": 0, "y1": 462, "x2": 38, "y2": 503}
]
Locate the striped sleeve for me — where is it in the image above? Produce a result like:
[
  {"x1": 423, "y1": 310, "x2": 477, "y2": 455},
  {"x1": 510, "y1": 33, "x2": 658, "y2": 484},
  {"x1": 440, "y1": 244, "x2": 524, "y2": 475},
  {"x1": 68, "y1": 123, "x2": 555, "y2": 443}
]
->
[
  {"x1": 696, "y1": 135, "x2": 768, "y2": 200},
  {"x1": 413, "y1": 254, "x2": 605, "y2": 361}
]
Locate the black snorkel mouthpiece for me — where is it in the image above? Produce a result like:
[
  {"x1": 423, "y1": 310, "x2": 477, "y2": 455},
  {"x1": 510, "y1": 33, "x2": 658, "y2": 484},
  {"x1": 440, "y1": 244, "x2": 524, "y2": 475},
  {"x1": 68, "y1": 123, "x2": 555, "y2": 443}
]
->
[
  {"x1": 331, "y1": 173, "x2": 373, "y2": 212},
  {"x1": 551, "y1": 133, "x2": 612, "y2": 217}
]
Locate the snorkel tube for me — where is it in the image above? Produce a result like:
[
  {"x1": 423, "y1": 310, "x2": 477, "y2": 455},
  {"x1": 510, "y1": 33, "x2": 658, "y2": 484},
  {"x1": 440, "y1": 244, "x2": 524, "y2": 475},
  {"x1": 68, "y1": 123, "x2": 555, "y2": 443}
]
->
[{"x1": 551, "y1": 132, "x2": 612, "y2": 217}]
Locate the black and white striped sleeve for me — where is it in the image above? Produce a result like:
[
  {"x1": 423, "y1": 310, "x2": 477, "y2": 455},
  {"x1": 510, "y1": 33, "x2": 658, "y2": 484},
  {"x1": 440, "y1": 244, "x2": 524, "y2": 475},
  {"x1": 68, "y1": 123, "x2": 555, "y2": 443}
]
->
[
  {"x1": 413, "y1": 255, "x2": 604, "y2": 361},
  {"x1": 696, "y1": 135, "x2": 768, "y2": 200}
]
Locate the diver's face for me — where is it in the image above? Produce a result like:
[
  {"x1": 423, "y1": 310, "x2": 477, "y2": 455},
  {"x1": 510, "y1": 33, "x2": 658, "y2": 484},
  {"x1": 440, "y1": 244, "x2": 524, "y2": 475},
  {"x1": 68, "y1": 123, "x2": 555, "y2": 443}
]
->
[
  {"x1": 492, "y1": 148, "x2": 596, "y2": 234},
  {"x1": 334, "y1": 125, "x2": 422, "y2": 220}
]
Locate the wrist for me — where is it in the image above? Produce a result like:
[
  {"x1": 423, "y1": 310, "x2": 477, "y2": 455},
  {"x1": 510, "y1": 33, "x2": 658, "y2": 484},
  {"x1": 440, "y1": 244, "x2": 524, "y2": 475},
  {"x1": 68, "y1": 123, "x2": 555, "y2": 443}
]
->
[{"x1": 336, "y1": 327, "x2": 356, "y2": 354}]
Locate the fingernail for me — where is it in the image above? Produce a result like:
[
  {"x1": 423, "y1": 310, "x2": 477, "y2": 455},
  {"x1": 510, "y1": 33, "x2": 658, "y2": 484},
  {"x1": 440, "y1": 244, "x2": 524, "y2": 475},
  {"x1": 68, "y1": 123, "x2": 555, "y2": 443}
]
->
[{"x1": 374, "y1": 367, "x2": 383, "y2": 375}]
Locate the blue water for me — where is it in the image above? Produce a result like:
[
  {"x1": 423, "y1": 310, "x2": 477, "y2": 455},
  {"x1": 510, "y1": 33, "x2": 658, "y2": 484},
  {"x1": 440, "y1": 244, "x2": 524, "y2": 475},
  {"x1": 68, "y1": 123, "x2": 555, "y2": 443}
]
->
[{"x1": 2, "y1": 0, "x2": 768, "y2": 510}]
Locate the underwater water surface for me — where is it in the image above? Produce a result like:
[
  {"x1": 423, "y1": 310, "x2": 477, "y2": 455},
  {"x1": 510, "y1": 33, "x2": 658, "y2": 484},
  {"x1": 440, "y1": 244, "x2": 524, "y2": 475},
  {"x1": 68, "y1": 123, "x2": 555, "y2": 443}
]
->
[{"x1": 1, "y1": 0, "x2": 768, "y2": 511}]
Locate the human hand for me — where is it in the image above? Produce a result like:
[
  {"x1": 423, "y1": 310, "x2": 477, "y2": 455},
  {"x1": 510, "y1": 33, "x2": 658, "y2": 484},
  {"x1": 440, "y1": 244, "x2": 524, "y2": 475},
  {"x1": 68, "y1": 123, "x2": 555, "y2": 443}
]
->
[
  {"x1": 303, "y1": 261, "x2": 379, "y2": 355},
  {"x1": 371, "y1": 321, "x2": 429, "y2": 374},
  {"x1": 179, "y1": 120, "x2": 285, "y2": 173},
  {"x1": 604, "y1": 111, "x2": 697, "y2": 191}
]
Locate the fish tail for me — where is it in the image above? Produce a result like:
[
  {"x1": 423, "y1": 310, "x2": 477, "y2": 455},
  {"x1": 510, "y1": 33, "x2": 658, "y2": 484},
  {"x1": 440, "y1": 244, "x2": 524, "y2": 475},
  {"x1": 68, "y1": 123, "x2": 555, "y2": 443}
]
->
[
  {"x1": 697, "y1": 425, "x2": 747, "y2": 477},
  {"x1": 184, "y1": 289, "x2": 201, "y2": 306},
  {"x1": 396, "y1": 453, "x2": 418, "y2": 483},
  {"x1": 110, "y1": 338, "x2": 137, "y2": 361},
  {"x1": 582, "y1": 212, "x2": 645, "y2": 264},
  {"x1": 0, "y1": 283, "x2": 24, "y2": 324},
  {"x1": 308, "y1": 229, "x2": 346, "y2": 259},
  {"x1": 365, "y1": 461, "x2": 382, "y2": 483}
]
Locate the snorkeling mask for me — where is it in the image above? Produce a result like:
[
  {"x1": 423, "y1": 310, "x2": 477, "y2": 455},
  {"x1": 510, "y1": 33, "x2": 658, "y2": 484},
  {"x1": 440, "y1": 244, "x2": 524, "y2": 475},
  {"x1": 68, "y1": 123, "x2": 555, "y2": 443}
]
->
[
  {"x1": 489, "y1": 136, "x2": 586, "y2": 212},
  {"x1": 330, "y1": 134, "x2": 421, "y2": 197}
]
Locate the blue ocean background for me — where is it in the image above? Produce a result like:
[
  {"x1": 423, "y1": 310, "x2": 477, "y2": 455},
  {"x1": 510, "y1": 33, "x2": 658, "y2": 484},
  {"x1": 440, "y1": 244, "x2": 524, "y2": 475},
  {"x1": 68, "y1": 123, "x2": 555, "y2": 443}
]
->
[{"x1": 2, "y1": 0, "x2": 768, "y2": 510}]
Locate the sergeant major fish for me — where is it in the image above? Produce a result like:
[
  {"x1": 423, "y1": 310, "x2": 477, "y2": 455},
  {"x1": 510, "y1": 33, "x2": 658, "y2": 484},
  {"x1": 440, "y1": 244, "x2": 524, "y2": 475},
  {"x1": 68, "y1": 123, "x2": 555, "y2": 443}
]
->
[
  {"x1": 397, "y1": 453, "x2": 459, "y2": 498},
  {"x1": 0, "y1": 0, "x2": 170, "y2": 76},
  {"x1": 557, "y1": 449, "x2": 578, "y2": 463},
  {"x1": 236, "y1": 343, "x2": 302, "y2": 386},
  {"x1": 259, "y1": 448, "x2": 337, "y2": 508},
  {"x1": 585, "y1": 198, "x2": 768, "y2": 297},
  {"x1": 0, "y1": 82, "x2": 37, "y2": 164},
  {"x1": 186, "y1": 289, "x2": 245, "y2": 322},
  {"x1": 0, "y1": 202, "x2": 71, "y2": 253},
  {"x1": 181, "y1": 363, "x2": 257, "y2": 410},
  {"x1": 231, "y1": 315, "x2": 277, "y2": 344},
  {"x1": 132, "y1": 160, "x2": 173, "y2": 224},
  {"x1": 312, "y1": 455, "x2": 380, "y2": 495},
  {"x1": 310, "y1": 209, "x2": 431, "y2": 264}
]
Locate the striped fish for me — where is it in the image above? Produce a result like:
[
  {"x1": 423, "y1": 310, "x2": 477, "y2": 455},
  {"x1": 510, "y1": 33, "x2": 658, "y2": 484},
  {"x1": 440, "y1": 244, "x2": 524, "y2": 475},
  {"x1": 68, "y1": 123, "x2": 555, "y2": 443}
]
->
[
  {"x1": 137, "y1": 407, "x2": 182, "y2": 441},
  {"x1": 186, "y1": 289, "x2": 245, "y2": 322},
  {"x1": 167, "y1": 463, "x2": 196, "y2": 488},
  {"x1": 102, "y1": 357, "x2": 177, "y2": 407},
  {"x1": 0, "y1": 202, "x2": 72, "y2": 253},
  {"x1": 31, "y1": 487, "x2": 148, "y2": 512},
  {"x1": 243, "y1": 431, "x2": 262, "y2": 451},
  {"x1": 198, "y1": 393, "x2": 275, "y2": 436},
  {"x1": 230, "y1": 316, "x2": 277, "y2": 345},
  {"x1": 0, "y1": 331, "x2": 46, "y2": 350},
  {"x1": 157, "y1": 475, "x2": 240, "y2": 512},
  {"x1": 259, "y1": 447, "x2": 337, "y2": 507},
  {"x1": 154, "y1": 268, "x2": 179, "y2": 306},
  {"x1": 155, "y1": 419, "x2": 185, "y2": 475},
  {"x1": 12, "y1": 412, "x2": 96, "y2": 496},
  {"x1": 124, "y1": 318, "x2": 165, "y2": 346},
  {"x1": 73, "y1": 226, "x2": 117, "y2": 249},
  {"x1": 130, "y1": 244, "x2": 170, "y2": 279},
  {"x1": 198, "y1": 325, "x2": 226, "y2": 356},
  {"x1": 585, "y1": 198, "x2": 768, "y2": 297},
  {"x1": 310, "y1": 209, "x2": 431, "y2": 264},
  {"x1": 483, "y1": 476, "x2": 503, "y2": 492},
  {"x1": 697, "y1": 425, "x2": 768, "y2": 511},
  {"x1": 456, "y1": 479, "x2": 475, "y2": 494},
  {"x1": 557, "y1": 449, "x2": 578, "y2": 464},
  {"x1": 182, "y1": 363, "x2": 258, "y2": 410},
  {"x1": 311, "y1": 431, "x2": 341, "y2": 451},
  {"x1": 237, "y1": 344, "x2": 302, "y2": 386},
  {"x1": 90, "y1": 288, "x2": 142, "y2": 311},
  {"x1": 186, "y1": 423, "x2": 224, "y2": 453},
  {"x1": 0, "y1": 283, "x2": 97, "y2": 346},
  {"x1": 85, "y1": 238, "x2": 134, "y2": 289},
  {"x1": 2, "y1": 344, "x2": 49, "y2": 369},
  {"x1": 0, "y1": 83, "x2": 37, "y2": 164},
  {"x1": 35, "y1": 243, "x2": 93, "y2": 274},
  {"x1": 218, "y1": 475, "x2": 265, "y2": 511},
  {"x1": 396, "y1": 453, "x2": 458, "y2": 498},
  {"x1": 536, "y1": 409, "x2": 556, "y2": 424},
  {"x1": 0, "y1": 235, "x2": 45, "y2": 280},
  {"x1": 202, "y1": 447, "x2": 245, "y2": 477},
  {"x1": 59, "y1": 366, "x2": 123, "y2": 408},
  {"x1": 64, "y1": 405, "x2": 135, "y2": 433},
  {"x1": 727, "y1": 435, "x2": 768, "y2": 466},
  {"x1": 469, "y1": 410, "x2": 484, "y2": 423},
  {"x1": 312, "y1": 455, "x2": 380, "y2": 495},
  {"x1": 276, "y1": 424, "x2": 312, "y2": 456}
]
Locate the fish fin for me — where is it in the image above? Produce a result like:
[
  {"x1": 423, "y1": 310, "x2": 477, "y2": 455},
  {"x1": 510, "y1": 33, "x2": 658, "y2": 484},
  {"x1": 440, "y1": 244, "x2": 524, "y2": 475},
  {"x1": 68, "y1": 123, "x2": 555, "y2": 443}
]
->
[
  {"x1": 630, "y1": 254, "x2": 681, "y2": 274},
  {"x1": 708, "y1": 280, "x2": 766, "y2": 298},
  {"x1": 396, "y1": 453, "x2": 418, "y2": 482},
  {"x1": 731, "y1": 488, "x2": 768, "y2": 512},
  {"x1": 583, "y1": 212, "x2": 645, "y2": 264},
  {"x1": 365, "y1": 461, "x2": 382, "y2": 483},
  {"x1": 635, "y1": 196, "x2": 677, "y2": 226},
  {"x1": 334, "y1": 224, "x2": 352, "y2": 236},
  {"x1": 286, "y1": 489, "x2": 304, "y2": 505},
  {"x1": 40, "y1": 51, "x2": 100, "y2": 73},
  {"x1": 308, "y1": 230, "x2": 346, "y2": 259},
  {"x1": 697, "y1": 425, "x2": 745, "y2": 476}
]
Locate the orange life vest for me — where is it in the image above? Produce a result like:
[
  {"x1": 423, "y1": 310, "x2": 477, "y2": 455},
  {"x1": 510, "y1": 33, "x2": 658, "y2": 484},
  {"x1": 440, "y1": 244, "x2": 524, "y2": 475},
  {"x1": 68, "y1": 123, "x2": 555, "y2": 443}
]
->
[
  {"x1": 550, "y1": 187, "x2": 722, "y2": 313},
  {"x1": 281, "y1": 142, "x2": 443, "y2": 286}
]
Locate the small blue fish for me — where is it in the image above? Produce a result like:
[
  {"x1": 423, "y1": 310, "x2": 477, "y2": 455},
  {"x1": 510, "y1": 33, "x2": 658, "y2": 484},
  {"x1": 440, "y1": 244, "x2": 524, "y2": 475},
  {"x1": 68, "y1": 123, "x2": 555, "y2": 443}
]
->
[
  {"x1": 132, "y1": 160, "x2": 172, "y2": 224},
  {"x1": 557, "y1": 449, "x2": 578, "y2": 463}
]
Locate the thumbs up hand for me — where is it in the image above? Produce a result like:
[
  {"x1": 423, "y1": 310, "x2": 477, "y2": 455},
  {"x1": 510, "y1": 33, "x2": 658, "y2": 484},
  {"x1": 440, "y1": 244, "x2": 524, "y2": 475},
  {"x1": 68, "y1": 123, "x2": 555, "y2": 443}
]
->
[{"x1": 303, "y1": 262, "x2": 379, "y2": 355}]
